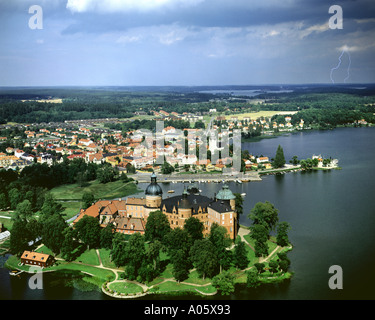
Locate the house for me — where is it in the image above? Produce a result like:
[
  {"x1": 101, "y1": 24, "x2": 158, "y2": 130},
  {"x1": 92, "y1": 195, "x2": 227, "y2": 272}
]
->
[
  {"x1": 73, "y1": 199, "x2": 144, "y2": 235},
  {"x1": 87, "y1": 153, "x2": 103, "y2": 164},
  {"x1": 78, "y1": 138, "x2": 93, "y2": 146},
  {"x1": 21, "y1": 251, "x2": 54, "y2": 268},
  {"x1": 257, "y1": 157, "x2": 269, "y2": 163}
]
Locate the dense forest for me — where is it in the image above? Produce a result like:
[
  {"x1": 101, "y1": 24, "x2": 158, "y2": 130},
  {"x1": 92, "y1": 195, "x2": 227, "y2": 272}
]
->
[{"x1": 0, "y1": 85, "x2": 375, "y2": 124}]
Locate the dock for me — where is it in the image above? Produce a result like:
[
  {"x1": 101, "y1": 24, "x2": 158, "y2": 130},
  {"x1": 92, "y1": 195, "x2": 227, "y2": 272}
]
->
[{"x1": 134, "y1": 172, "x2": 262, "y2": 183}]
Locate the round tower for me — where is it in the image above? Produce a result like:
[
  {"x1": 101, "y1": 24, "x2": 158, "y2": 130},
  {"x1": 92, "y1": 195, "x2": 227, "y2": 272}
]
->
[
  {"x1": 178, "y1": 188, "x2": 192, "y2": 221},
  {"x1": 145, "y1": 172, "x2": 163, "y2": 208},
  {"x1": 216, "y1": 184, "x2": 236, "y2": 211}
]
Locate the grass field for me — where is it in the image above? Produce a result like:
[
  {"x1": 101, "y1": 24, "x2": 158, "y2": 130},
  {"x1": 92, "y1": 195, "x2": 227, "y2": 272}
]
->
[
  {"x1": 225, "y1": 110, "x2": 298, "y2": 120},
  {"x1": 109, "y1": 282, "x2": 144, "y2": 294},
  {"x1": 50, "y1": 180, "x2": 142, "y2": 201}
]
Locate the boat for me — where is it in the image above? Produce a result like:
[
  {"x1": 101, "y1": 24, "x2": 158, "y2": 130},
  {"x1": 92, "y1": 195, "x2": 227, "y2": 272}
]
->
[
  {"x1": 236, "y1": 179, "x2": 242, "y2": 184},
  {"x1": 241, "y1": 193, "x2": 246, "y2": 197},
  {"x1": 167, "y1": 190, "x2": 175, "y2": 193}
]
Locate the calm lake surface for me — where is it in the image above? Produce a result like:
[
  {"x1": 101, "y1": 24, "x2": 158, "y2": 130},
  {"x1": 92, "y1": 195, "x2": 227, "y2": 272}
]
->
[{"x1": 1, "y1": 127, "x2": 375, "y2": 300}]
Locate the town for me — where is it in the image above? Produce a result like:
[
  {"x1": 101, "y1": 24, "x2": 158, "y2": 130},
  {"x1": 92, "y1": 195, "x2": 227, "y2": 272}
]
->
[{"x1": 0, "y1": 107, "x2": 345, "y2": 174}]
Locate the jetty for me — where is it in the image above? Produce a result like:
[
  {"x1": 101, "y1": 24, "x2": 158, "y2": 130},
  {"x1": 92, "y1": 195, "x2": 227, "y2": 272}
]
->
[{"x1": 133, "y1": 171, "x2": 262, "y2": 183}]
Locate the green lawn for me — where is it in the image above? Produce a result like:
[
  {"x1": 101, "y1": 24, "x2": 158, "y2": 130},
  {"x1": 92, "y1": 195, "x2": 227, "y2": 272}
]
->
[
  {"x1": 109, "y1": 281, "x2": 144, "y2": 294},
  {"x1": 74, "y1": 248, "x2": 100, "y2": 265},
  {"x1": 5, "y1": 255, "x2": 116, "y2": 284},
  {"x1": 59, "y1": 201, "x2": 82, "y2": 220},
  {"x1": 98, "y1": 248, "x2": 117, "y2": 269},
  {"x1": 50, "y1": 180, "x2": 142, "y2": 201}
]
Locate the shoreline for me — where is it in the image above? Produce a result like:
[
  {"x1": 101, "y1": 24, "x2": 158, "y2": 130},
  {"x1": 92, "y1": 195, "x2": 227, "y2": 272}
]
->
[{"x1": 2, "y1": 226, "x2": 293, "y2": 299}]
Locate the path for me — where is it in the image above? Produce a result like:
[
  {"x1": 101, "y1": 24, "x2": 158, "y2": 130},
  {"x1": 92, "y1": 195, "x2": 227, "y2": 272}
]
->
[
  {"x1": 101, "y1": 227, "x2": 287, "y2": 299},
  {"x1": 237, "y1": 227, "x2": 255, "y2": 251}
]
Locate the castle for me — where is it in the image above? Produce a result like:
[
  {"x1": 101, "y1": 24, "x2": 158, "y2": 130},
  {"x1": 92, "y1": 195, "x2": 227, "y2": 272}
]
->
[{"x1": 73, "y1": 173, "x2": 238, "y2": 239}]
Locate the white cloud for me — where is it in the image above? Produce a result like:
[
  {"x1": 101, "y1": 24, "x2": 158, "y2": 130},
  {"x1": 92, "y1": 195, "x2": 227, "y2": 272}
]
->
[
  {"x1": 354, "y1": 18, "x2": 375, "y2": 24},
  {"x1": 338, "y1": 43, "x2": 375, "y2": 53},
  {"x1": 116, "y1": 35, "x2": 141, "y2": 44},
  {"x1": 66, "y1": 0, "x2": 205, "y2": 13},
  {"x1": 299, "y1": 23, "x2": 329, "y2": 39}
]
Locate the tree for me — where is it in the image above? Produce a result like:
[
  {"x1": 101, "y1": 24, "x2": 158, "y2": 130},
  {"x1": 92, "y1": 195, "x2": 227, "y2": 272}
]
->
[
  {"x1": 0, "y1": 193, "x2": 8, "y2": 210},
  {"x1": 26, "y1": 217, "x2": 42, "y2": 240},
  {"x1": 277, "y1": 252, "x2": 291, "y2": 273},
  {"x1": 249, "y1": 224, "x2": 269, "y2": 257},
  {"x1": 254, "y1": 262, "x2": 265, "y2": 274},
  {"x1": 111, "y1": 233, "x2": 128, "y2": 267},
  {"x1": 171, "y1": 249, "x2": 190, "y2": 282},
  {"x1": 147, "y1": 240, "x2": 162, "y2": 272},
  {"x1": 248, "y1": 201, "x2": 279, "y2": 232},
  {"x1": 190, "y1": 239, "x2": 218, "y2": 279},
  {"x1": 97, "y1": 165, "x2": 117, "y2": 183},
  {"x1": 276, "y1": 221, "x2": 291, "y2": 247},
  {"x1": 123, "y1": 233, "x2": 146, "y2": 280},
  {"x1": 13, "y1": 200, "x2": 33, "y2": 221},
  {"x1": 161, "y1": 161, "x2": 175, "y2": 174},
  {"x1": 184, "y1": 217, "x2": 204, "y2": 242},
  {"x1": 9, "y1": 218, "x2": 30, "y2": 256},
  {"x1": 60, "y1": 227, "x2": 76, "y2": 262},
  {"x1": 273, "y1": 144, "x2": 286, "y2": 168},
  {"x1": 269, "y1": 260, "x2": 279, "y2": 274},
  {"x1": 82, "y1": 192, "x2": 95, "y2": 210},
  {"x1": 279, "y1": 259, "x2": 289, "y2": 274},
  {"x1": 8, "y1": 188, "x2": 22, "y2": 210},
  {"x1": 74, "y1": 215, "x2": 101, "y2": 250},
  {"x1": 41, "y1": 214, "x2": 67, "y2": 255},
  {"x1": 164, "y1": 227, "x2": 192, "y2": 258},
  {"x1": 212, "y1": 271, "x2": 235, "y2": 295},
  {"x1": 233, "y1": 240, "x2": 249, "y2": 269},
  {"x1": 100, "y1": 223, "x2": 114, "y2": 249},
  {"x1": 246, "y1": 269, "x2": 260, "y2": 288},
  {"x1": 145, "y1": 211, "x2": 171, "y2": 242},
  {"x1": 290, "y1": 155, "x2": 299, "y2": 165},
  {"x1": 126, "y1": 163, "x2": 136, "y2": 174},
  {"x1": 39, "y1": 193, "x2": 64, "y2": 220},
  {"x1": 209, "y1": 223, "x2": 232, "y2": 273},
  {"x1": 234, "y1": 193, "x2": 244, "y2": 232}
]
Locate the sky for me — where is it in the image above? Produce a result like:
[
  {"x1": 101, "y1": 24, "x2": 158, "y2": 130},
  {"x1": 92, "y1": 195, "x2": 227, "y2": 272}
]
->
[{"x1": 0, "y1": 0, "x2": 375, "y2": 86}]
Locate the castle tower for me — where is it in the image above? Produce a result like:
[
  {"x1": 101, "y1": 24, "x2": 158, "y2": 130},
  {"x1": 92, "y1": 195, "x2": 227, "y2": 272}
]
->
[
  {"x1": 145, "y1": 172, "x2": 163, "y2": 209},
  {"x1": 216, "y1": 184, "x2": 236, "y2": 211},
  {"x1": 178, "y1": 188, "x2": 192, "y2": 224}
]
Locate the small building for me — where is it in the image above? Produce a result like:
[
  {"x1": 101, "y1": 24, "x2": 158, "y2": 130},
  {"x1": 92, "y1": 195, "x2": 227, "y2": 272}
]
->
[{"x1": 21, "y1": 251, "x2": 54, "y2": 268}]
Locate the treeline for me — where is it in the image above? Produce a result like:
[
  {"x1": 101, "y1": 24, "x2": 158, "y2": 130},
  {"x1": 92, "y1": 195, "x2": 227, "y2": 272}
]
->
[
  {"x1": 0, "y1": 159, "x2": 125, "y2": 211},
  {"x1": 105, "y1": 118, "x2": 206, "y2": 132},
  {"x1": 8, "y1": 197, "x2": 292, "y2": 294},
  {"x1": 260, "y1": 92, "x2": 375, "y2": 110},
  {"x1": 290, "y1": 108, "x2": 375, "y2": 127},
  {"x1": 0, "y1": 100, "x2": 135, "y2": 124}
]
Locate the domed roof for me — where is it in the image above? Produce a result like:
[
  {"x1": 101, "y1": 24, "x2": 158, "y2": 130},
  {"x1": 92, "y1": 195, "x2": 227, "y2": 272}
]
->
[
  {"x1": 145, "y1": 173, "x2": 163, "y2": 196},
  {"x1": 179, "y1": 189, "x2": 192, "y2": 209},
  {"x1": 216, "y1": 184, "x2": 235, "y2": 200}
]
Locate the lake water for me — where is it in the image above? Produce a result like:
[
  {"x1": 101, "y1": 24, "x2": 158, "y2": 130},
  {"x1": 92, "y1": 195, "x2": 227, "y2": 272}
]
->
[
  {"x1": 198, "y1": 89, "x2": 293, "y2": 97},
  {"x1": 1, "y1": 127, "x2": 375, "y2": 300}
]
